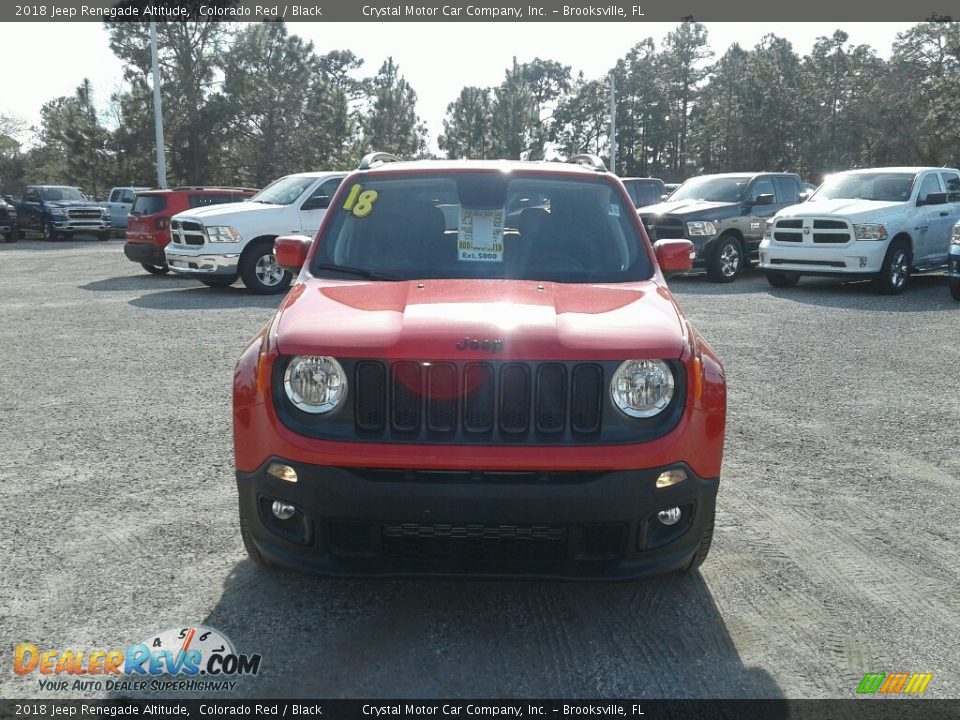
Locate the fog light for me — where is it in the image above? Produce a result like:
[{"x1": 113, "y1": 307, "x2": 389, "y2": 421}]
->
[
  {"x1": 656, "y1": 469, "x2": 687, "y2": 488},
  {"x1": 859, "y1": 256, "x2": 868, "y2": 268},
  {"x1": 267, "y1": 462, "x2": 298, "y2": 483},
  {"x1": 657, "y1": 507, "x2": 682, "y2": 525},
  {"x1": 271, "y1": 501, "x2": 297, "y2": 520}
]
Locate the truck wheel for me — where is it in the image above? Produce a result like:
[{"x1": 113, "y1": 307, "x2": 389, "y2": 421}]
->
[
  {"x1": 42, "y1": 222, "x2": 58, "y2": 241},
  {"x1": 17, "y1": 228, "x2": 26, "y2": 240},
  {"x1": 3, "y1": 231, "x2": 15, "y2": 244},
  {"x1": 240, "y1": 242, "x2": 292, "y2": 295},
  {"x1": 239, "y1": 502, "x2": 269, "y2": 567},
  {"x1": 765, "y1": 270, "x2": 800, "y2": 288},
  {"x1": 705, "y1": 236, "x2": 742, "y2": 283},
  {"x1": 141, "y1": 262, "x2": 170, "y2": 275},
  {"x1": 684, "y1": 507, "x2": 715, "y2": 572},
  {"x1": 97, "y1": 231, "x2": 110, "y2": 242},
  {"x1": 199, "y1": 275, "x2": 237, "y2": 288},
  {"x1": 950, "y1": 278, "x2": 960, "y2": 301},
  {"x1": 874, "y1": 240, "x2": 911, "y2": 295}
]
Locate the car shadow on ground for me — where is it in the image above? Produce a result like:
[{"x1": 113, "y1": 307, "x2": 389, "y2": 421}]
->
[
  {"x1": 765, "y1": 274, "x2": 957, "y2": 312},
  {"x1": 0, "y1": 237, "x2": 123, "y2": 252},
  {"x1": 127, "y1": 286, "x2": 285, "y2": 311},
  {"x1": 196, "y1": 560, "x2": 788, "y2": 702},
  {"x1": 668, "y1": 268, "x2": 773, "y2": 296}
]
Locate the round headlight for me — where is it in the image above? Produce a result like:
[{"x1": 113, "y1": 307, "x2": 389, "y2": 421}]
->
[
  {"x1": 283, "y1": 355, "x2": 347, "y2": 414},
  {"x1": 610, "y1": 360, "x2": 675, "y2": 418}
]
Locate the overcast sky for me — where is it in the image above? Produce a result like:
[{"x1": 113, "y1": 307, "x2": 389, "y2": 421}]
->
[{"x1": 4, "y1": 22, "x2": 914, "y2": 152}]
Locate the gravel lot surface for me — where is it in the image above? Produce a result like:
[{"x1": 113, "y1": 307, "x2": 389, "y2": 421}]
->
[{"x1": 1, "y1": 239, "x2": 958, "y2": 700}]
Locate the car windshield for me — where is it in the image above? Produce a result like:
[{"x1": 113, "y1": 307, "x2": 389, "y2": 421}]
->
[
  {"x1": 669, "y1": 176, "x2": 752, "y2": 203},
  {"x1": 312, "y1": 172, "x2": 653, "y2": 283},
  {"x1": 42, "y1": 187, "x2": 85, "y2": 202},
  {"x1": 131, "y1": 195, "x2": 167, "y2": 215},
  {"x1": 811, "y1": 172, "x2": 915, "y2": 202},
  {"x1": 251, "y1": 175, "x2": 316, "y2": 205}
]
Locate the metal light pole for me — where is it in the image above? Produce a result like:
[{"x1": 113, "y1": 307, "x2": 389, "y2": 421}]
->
[
  {"x1": 609, "y1": 73, "x2": 617, "y2": 175},
  {"x1": 150, "y1": 21, "x2": 167, "y2": 188}
]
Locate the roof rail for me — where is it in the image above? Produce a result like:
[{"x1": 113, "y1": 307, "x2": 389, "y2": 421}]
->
[
  {"x1": 358, "y1": 152, "x2": 401, "y2": 170},
  {"x1": 566, "y1": 154, "x2": 607, "y2": 172}
]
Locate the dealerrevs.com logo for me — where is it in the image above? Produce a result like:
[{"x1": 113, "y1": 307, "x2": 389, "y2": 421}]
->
[{"x1": 14, "y1": 626, "x2": 261, "y2": 693}]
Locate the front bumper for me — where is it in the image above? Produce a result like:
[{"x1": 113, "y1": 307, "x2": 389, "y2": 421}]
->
[
  {"x1": 949, "y1": 249, "x2": 960, "y2": 279},
  {"x1": 124, "y1": 241, "x2": 167, "y2": 266},
  {"x1": 49, "y1": 218, "x2": 110, "y2": 233},
  {"x1": 165, "y1": 246, "x2": 239, "y2": 276},
  {"x1": 759, "y1": 237, "x2": 889, "y2": 274},
  {"x1": 237, "y1": 460, "x2": 718, "y2": 580}
]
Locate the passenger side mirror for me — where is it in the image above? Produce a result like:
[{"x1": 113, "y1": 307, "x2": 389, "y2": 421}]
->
[
  {"x1": 274, "y1": 234, "x2": 313, "y2": 272},
  {"x1": 752, "y1": 193, "x2": 775, "y2": 206},
  {"x1": 301, "y1": 195, "x2": 330, "y2": 211},
  {"x1": 917, "y1": 192, "x2": 947, "y2": 207},
  {"x1": 654, "y1": 239, "x2": 694, "y2": 277},
  {"x1": 798, "y1": 191, "x2": 811, "y2": 203},
  {"x1": 660, "y1": 194, "x2": 670, "y2": 201}
]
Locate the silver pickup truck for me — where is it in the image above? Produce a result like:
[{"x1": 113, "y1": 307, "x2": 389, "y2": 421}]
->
[{"x1": 102, "y1": 186, "x2": 150, "y2": 231}]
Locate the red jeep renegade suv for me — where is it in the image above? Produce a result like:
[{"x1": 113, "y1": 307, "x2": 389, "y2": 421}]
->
[
  {"x1": 124, "y1": 187, "x2": 257, "y2": 274},
  {"x1": 233, "y1": 154, "x2": 726, "y2": 579}
]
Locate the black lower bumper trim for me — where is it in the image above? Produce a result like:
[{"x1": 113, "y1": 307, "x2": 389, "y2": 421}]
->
[
  {"x1": 236, "y1": 461, "x2": 719, "y2": 580},
  {"x1": 124, "y1": 241, "x2": 166, "y2": 265}
]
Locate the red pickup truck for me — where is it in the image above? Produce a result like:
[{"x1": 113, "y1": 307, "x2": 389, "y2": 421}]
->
[{"x1": 232, "y1": 154, "x2": 726, "y2": 579}]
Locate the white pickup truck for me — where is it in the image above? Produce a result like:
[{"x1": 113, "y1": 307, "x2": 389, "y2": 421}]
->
[
  {"x1": 165, "y1": 172, "x2": 345, "y2": 294},
  {"x1": 760, "y1": 166, "x2": 960, "y2": 294}
]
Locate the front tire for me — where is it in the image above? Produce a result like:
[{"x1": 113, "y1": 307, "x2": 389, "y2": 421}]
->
[
  {"x1": 240, "y1": 241, "x2": 292, "y2": 295},
  {"x1": 950, "y1": 278, "x2": 960, "y2": 301},
  {"x1": 684, "y1": 508, "x2": 715, "y2": 572},
  {"x1": 874, "y1": 240, "x2": 911, "y2": 295},
  {"x1": 3, "y1": 231, "x2": 15, "y2": 244},
  {"x1": 199, "y1": 275, "x2": 237, "y2": 288},
  {"x1": 42, "y1": 222, "x2": 58, "y2": 241},
  {"x1": 141, "y1": 262, "x2": 170, "y2": 275},
  {"x1": 239, "y1": 502, "x2": 268, "y2": 567},
  {"x1": 97, "y1": 231, "x2": 110, "y2": 242},
  {"x1": 705, "y1": 236, "x2": 742, "y2": 283},
  {"x1": 765, "y1": 270, "x2": 800, "y2": 288}
]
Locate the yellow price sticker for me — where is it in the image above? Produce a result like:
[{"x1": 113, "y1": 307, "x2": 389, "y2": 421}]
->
[{"x1": 342, "y1": 183, "x2": 379, "y2": 218}]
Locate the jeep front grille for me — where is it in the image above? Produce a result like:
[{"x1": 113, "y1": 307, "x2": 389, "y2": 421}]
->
[{"x1": 274, "y1": 358, "x2": 686, "y2": 445}]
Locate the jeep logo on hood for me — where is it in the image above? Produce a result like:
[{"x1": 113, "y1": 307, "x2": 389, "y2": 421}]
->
[{"x1": 456, "y1": 337, "x2": 503, "y2": 352}]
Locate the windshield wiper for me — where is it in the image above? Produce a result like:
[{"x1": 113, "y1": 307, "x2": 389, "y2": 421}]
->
[{"x1": 312, "y1": 263, "x2": 400, "y2": 281}]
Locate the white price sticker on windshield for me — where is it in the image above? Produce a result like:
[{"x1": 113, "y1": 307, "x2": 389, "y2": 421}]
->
[{"x1": 458, "y1": 209, "x2": 504, "y2": 262}]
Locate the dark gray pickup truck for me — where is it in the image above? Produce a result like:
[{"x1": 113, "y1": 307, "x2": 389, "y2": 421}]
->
[
  {"x1": 638, "y1": 172, "x2": 806, "y2": 282},
  {"x1": 0, "y1": 195, "x2": 17, "y2": 243}
]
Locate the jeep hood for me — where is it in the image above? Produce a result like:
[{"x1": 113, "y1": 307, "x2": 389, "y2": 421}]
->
[
  {"x1": 639, "y1": 199, "x2": 737, "y2": 219},
  {"x1": 778, "y1": 198, "x2": 905, "y2": 221},
  {"x1": 275, "y1": 279, "x2": 687, "y2": 361}
]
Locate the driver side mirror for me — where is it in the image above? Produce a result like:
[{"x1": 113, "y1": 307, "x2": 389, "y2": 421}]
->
[
  {"x1": 654, "y1": 239, "x2": 694, "y2": 278},
  {"x1": 274, "y1": 234, "x2": 313, "y2": 272},
  {"x1": 301, "y1": 195, "x2": 331, "y2": 211},
  {"x1": 751, "y1": 193, "x2": 775, "y2": 206},
  {"x1": 917, "y1": 192, "x2": 947, "y2": 207}
]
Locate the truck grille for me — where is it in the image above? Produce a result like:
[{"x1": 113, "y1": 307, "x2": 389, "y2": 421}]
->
[
  {"x1": 639, "y1": 215, "x2": 685, "y2": 240},
  {"x1": 67, "y1": 209, "x2": 102, "y2": 219},
  {"x1": 354, "y1": 360, "x2": 604, "y2": 439},
  {"x1": 170, "y1": 219, "x2": 206, "y2": 246},
  {"x1": 771, "y1": 218, "x2": 853, "y2": 245}
]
